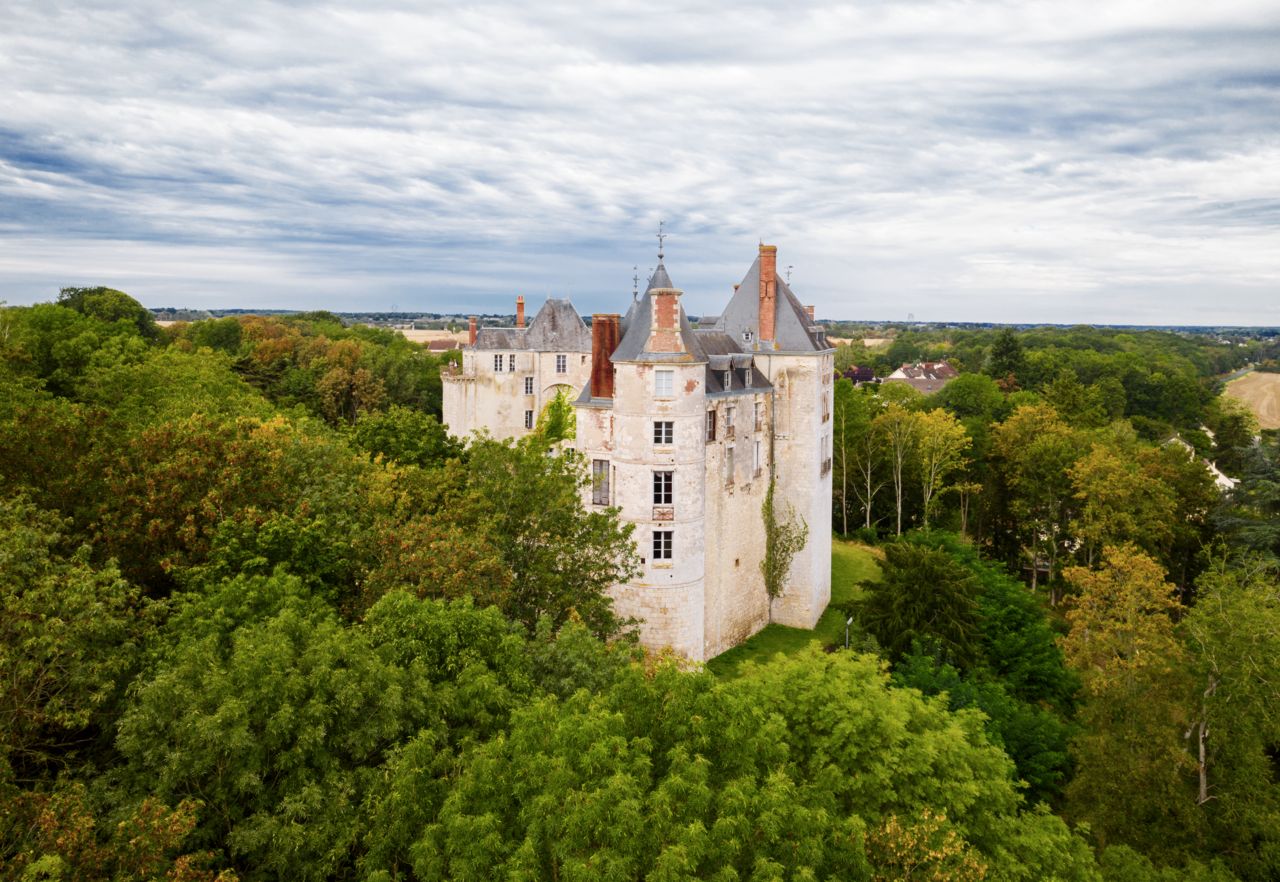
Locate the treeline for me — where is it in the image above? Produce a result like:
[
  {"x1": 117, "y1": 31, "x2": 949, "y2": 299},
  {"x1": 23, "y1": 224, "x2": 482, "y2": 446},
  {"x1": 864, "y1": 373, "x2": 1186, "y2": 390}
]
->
[{"x1": 2, "y1": 289, "x2": 1277, "y2": 880}]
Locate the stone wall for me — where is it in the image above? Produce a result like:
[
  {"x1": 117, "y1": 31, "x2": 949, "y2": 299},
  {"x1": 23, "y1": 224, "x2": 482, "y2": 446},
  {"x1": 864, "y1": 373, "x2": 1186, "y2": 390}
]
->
[{"x1": 443, "y1": 348, "x2": 591, "y2": 442}]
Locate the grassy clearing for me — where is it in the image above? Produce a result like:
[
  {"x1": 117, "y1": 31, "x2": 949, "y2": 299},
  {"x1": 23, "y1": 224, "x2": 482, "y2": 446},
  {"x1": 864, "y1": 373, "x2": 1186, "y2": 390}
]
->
[
  {"x1": 1225, "y1": 370, "x2": 1280, "y2": 430},
  {"x1": 706, "y1": 537, "x2": 881, "y2": 678}
]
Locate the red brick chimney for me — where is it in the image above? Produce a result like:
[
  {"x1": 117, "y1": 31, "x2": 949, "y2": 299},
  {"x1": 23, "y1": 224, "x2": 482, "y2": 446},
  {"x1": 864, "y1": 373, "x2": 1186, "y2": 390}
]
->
[
  {"x1": 516, "y1": 296, "x2": 525, "y2": 328},
  {"x1": 759, "y1": 244, "x2": 777, "y2": 342},
  {"x1": 805, "y1": 305, "x2": 815, "y2": 322},
  {"x1": 649, "y1": 286, "x2": 684, "y2": 353},
  {"x1": 590, "y1": 314, "x2": 620, "y2": 399},
  {"x1": 467, "y1": 316, "x2": 477, "y2": 346}
]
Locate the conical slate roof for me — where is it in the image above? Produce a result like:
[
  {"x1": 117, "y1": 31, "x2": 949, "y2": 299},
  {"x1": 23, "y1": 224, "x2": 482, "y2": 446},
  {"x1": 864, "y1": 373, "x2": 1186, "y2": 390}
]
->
[{"x1": 647, "y1": 260, "x2": 673, "y2": 291}]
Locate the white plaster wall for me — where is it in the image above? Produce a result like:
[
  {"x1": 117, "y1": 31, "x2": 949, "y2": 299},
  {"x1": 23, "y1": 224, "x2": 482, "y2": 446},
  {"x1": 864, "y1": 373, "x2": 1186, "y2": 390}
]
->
[
  {"x1": 442, "y1": 347, "x2": 591, "y2": 443},
  {"x1": 701, "y1": 392, "x2": 773, "y2": 659},
  {"x1": 756, "y1": 352, "x2": 834, "y2": 629},
  {"x1": 591, "y1": 359, "x2": 709, "y2": 659}
]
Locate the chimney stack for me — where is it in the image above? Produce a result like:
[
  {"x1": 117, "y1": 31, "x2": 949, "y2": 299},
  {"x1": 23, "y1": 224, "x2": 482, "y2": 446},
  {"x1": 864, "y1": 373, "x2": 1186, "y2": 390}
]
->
[
  {"x1": 648, "y1": 285, "x2": 685, "y2": 353},
  {"x1": 590, "y1": 314, "x2": 621, "y2": 399},
  {"x1": 805, "y1": 305, "x2": 815, "y2": 322},
  {"x1": 468, "y1": 316, "x2": 477, "y2": 346},
  {"x1": 758, "y1": 244, "x2": 777, "y2": 342},
  {"x1": 516, "y1": 296, "x2": 525, "y2": 328}
]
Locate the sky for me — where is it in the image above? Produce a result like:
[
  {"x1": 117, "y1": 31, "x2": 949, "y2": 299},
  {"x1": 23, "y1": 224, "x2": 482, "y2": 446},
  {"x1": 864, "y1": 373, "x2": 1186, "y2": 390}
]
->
[{"x1": 1, "y1": 0, "x2": 1279, "y2": 325}]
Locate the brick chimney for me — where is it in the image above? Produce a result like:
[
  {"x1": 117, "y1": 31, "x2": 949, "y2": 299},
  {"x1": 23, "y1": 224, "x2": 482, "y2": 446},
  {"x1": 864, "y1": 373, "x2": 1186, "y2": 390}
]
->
[
  {"x1": 649, "y1": 285, "x2": 684, "y2": 353},
  {"x1": 759, "y1": 244, "x2": 777, "y2": 342},
  {"x1": 590, "y1": 314, "x2": 620, "y2": 399},
  {"x1": 805, "y1": 304, "x2": 815, "y2": 322},
  {"x1": 516, "y1": 296, "x2": 525, "y2": 328},
  {"x1": 468, "y1": 316, "x2": 477, "y2": 346}
]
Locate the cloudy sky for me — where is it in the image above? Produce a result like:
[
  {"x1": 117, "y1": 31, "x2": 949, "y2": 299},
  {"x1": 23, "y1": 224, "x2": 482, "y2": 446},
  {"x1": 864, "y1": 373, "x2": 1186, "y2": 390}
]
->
[{"x1": 2, "y1": 0, "x2": 1278, "y2": 324}]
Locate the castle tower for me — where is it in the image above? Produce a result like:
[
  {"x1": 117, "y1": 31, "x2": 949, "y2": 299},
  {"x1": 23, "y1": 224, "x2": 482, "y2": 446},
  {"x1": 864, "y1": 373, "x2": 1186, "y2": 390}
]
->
[{"x1": 575, "y1": 254, "x2": 710, "y2": 659}]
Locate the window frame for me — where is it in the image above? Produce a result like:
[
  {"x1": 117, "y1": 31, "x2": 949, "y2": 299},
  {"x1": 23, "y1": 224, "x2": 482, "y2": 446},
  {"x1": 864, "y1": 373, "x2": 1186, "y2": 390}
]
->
[
  {"x1": 592, "y1": 459, "x2": 611, "y2": 505},
  {"x1": 706, "y1": 409, "x2": 716, "y2": 442},
  {"x1": 555, "y1": 353, "x2": 567, "y2": 374},
  {"x1": 652, "y1": 529, "x2": 673, "y2": 561},
  {"x1": 653, "y1": 420, "x2": 674, "y2": 445},
  {"x1": 524, "y1": 409, "x2": 534, "y2": 429},
  {"x1": 524, "y1": 376, "x2": 534, "y2": 395},
  {"x1": 652, "y1": 470, "x2": 673, "y2": 505},
  {"x1": 494, "y1": 354, "x2": 504, "y2": 372},
  {"x1": 655, "y1": 369, "x2": 674, "y2": 398}
]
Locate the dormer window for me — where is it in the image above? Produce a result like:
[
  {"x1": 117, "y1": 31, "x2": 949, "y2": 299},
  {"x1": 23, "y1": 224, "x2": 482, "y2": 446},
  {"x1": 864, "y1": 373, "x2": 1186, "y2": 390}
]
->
[
  {"x1": 723, "y1": 370, "x2": 732, "y2": 390},
  {"x1": 742, "y1": 329, "x2": 754, "y2": 345}
]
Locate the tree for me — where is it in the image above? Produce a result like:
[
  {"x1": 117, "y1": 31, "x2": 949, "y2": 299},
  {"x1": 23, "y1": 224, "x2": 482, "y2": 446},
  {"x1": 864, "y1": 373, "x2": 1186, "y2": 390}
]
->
[
  {"x1": 993, "y1": 404, "x2": 1083, "y2": 596},
  {"x1": 1070, "y1": 443, "x2": 1177, "y2": 567},
  {"x1": 874, "y1": 402, "x2": 920, "y2": 536},
  {"x1": 0, "y1": 497, "x2": 142, "y2": 782},
  {"x1": 987, "y1": 328, "x2": 1026, "y2": 387},
  {"x1": 860, "y1": 543, "x2": 983, "y2": 667},
  {"x1": 433, "y1": 437, "x2": 639, "y2": 636},
  {"x1": 534, "y1": 386, "x2": 576, "y2": 443},
  {"x1": 915, "y1": 409, "x2": 970, "y2": 529},
  {"x1": 57, "y1": 286, "x2": 161, "y2": 342},
  {"x1": 1180, "y1": 557, "x2": 1280, "y2": 880},
  {"x1": 351, "y1": 404, "x2": 461, "y2": 469},
  {"x1": 1061, "y1": 547, "x2": 1198, "y2": 857}
]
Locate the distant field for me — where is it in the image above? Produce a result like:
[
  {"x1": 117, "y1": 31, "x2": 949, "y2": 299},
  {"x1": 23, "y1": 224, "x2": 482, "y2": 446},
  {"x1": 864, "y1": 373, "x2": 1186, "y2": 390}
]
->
[
  {"x1": 706, "y1": 539, "x2": 881, "y2": 677},
  {"x1": 1226, "y1": 371, "x2": 1280, "y2": 430},
  {"x1": 397, "y1": 329, "x2": 468, "y2": 344}
]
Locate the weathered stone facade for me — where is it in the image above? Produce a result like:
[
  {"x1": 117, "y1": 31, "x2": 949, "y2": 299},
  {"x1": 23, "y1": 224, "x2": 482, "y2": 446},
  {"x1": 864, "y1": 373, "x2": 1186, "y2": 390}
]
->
[
  {"x1": 441, "y1": 299, "x2": 592, "y2": 441},
  {"x1": 443, "y1": 245, "x2": 834, "y2": 662}
]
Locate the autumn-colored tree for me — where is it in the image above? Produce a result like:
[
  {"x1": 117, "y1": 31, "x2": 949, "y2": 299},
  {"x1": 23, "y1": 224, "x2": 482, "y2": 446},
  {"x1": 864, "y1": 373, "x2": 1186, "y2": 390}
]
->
[
  {"x1": 1070, "y1": 443, "x2": 1177, "y2": 567},
  {"x1": 1062, "y1": 546, "x2": 1198, "y2": 857}
]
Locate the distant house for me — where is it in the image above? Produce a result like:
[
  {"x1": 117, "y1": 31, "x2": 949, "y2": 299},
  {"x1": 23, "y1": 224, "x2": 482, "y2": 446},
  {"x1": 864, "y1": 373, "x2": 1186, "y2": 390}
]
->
[
  {"x1": 1164, "y1": 436, "x2": 1239, "y2": 492},
  {"x1": 426, "y1": 339, "x2": 462, "y2": 351},
  {"x1": 839, "y1": 365, "x2": 878, "y2": 385},
  {"x1": 883, "y1": 361, "x2": 958, "y2": 394}
]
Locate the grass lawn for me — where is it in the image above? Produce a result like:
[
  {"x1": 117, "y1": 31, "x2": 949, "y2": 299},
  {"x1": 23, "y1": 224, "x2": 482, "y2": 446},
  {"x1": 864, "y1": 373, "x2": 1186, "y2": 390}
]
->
[{"x1": 706, "y1": 537, "x2": 881, "y2": 678}]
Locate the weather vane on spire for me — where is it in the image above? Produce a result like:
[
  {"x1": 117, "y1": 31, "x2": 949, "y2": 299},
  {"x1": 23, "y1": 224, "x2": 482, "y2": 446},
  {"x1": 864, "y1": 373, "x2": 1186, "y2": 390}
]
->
[
  {"x1": 656, "y1": 220, "x2": 667, "y2": 261},
  {"x1": 632, "y1": 266, "x2": 639, "y2": 300},
  {"x1": 786, "y1": 265, "x2": 794, "y2": 284}
]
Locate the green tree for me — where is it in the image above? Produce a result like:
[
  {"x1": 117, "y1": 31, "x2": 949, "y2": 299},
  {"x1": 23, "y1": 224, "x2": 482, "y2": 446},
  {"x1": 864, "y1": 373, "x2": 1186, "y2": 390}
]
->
[
  {"x1": 860, "y1": 543, "x2": 982, "y2": 667},
  {"x1": 0, "y1": 497, "x2": 142, "y2": 783},
  {"x1": 351, "y1": 404, "x2": 461, "y2": 469},
  {"x1": 915, "y1": 408, "x2": 970, "y2": 529},
  {"x1": 57, "y1": 286, "x2": 161, "y2": 342},
  {"x1": 534, "y1": 386, "x2": 576, "y2": 443},
  {"x1": 986, "y1": 328, "x2": 1026, "y2": 388}
]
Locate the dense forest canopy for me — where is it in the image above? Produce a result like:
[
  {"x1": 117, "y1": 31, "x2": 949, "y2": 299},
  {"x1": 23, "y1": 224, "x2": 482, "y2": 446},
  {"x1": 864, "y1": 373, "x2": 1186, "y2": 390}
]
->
[{"x1": 1, "y1": 290, "x2": 1278, "y2": 881}]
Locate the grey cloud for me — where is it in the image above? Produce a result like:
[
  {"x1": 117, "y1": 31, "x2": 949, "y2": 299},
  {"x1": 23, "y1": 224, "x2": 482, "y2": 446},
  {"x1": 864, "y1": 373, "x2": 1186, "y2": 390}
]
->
[{"x1": 0, "y1": 0, "x2": 1277, "y2": 324}]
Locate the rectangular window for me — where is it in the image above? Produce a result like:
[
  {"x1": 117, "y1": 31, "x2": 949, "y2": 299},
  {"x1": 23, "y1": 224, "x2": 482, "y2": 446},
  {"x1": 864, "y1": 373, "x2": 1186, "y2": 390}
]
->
[
  {"x1": 653, "y1": 470, "x2": 673, "y2": 505},
  {"x1": 556, "y1": 354, "x2": 567, "y2": 373},
  {"x1": 726, "y1": 405, "x2": 735, "y2": 428},
  {"x1": 754, "y1": 401, "x2": 764, "y2": 431},
  {"x1": 509, "y1": 353, "x2": 516, "y2": 373},
  {"x1": 725, "y1": 446, "x2": 735, "y2": 485},
  {"x1": 652, "y1": 530, "x2": 673, "y2": 561},
  {"x1": 655, "y1": 369, "x2": 673, "y2": 397},
  {"x1": 524, "y1": 410, "x2": 534, "y2": 429},
  {"x1": 822, "y1": 393, "x2": 830, "y2": 423},
  {"x1": 524, "y1": 376, "x2": 534, "y2": 395},
  {"x1": 653, "y1": 420, "x2": 674, "y2": 445},
  {"x1": 494, "y1": 354, "x2": 504, "y2": 372},
  {"x1": 754, "y1": 440, "x2": 762, "y2": 474},
  {"x1": 592, "y1": 459, "x2": 610, "y2": 505},
  {"x1": 706, "y1": 410, "x2": 716, "y2": 442}
]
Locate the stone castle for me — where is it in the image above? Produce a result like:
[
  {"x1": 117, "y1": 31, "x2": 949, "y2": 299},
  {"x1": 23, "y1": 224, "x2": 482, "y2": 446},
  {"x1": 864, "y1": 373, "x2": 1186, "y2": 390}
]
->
[{"x1": 442, "y1": 243, "x2": 833, "y2": 661}]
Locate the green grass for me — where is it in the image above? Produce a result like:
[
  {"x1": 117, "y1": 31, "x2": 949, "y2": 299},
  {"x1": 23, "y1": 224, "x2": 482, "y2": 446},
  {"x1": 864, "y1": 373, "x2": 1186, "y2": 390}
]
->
[{"x1": 706, "y1": 538, "x2": 881, "y2": 678}]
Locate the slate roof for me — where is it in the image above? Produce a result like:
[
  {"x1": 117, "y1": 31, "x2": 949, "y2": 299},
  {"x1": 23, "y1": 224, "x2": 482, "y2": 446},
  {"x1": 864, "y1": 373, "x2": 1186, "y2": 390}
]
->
[
  {"x1": 883, "y1": 362, "x2": 959, "y2": 394},
  {"x1": 611, "y1": 260, "x2": 704, "y2": 363},
  {"x1": 472, "y1": 298, "x2": 590, "y2": 351},
  {"x1": 713, "y1": 256, "x2": 829, "y2": 352}
]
